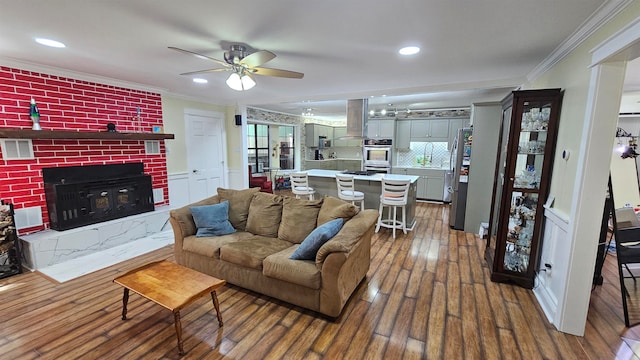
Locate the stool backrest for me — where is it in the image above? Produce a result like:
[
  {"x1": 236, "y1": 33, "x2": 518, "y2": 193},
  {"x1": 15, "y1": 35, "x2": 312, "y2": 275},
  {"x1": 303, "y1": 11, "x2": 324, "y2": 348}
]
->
[
  {"x1": 335, "y1": 174, "x2": 356, "y2": 193},
  {"x1": 381, "y1": 178, "x2": 410, "y2": 205},
  {"x1": 290, "y1": 172, "x2": 310, "y2": 189}
]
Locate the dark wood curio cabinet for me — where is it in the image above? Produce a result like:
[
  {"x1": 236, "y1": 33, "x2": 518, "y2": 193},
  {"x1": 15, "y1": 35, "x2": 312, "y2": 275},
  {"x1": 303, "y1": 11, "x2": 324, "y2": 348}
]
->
[{"x1": 485, "y1": 89, "x2": 563, "y2": 288}]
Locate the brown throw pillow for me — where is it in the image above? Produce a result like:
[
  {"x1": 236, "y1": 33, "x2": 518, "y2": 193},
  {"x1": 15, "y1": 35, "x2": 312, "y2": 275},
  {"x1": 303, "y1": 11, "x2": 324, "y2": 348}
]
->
[
  {"x1": 217, "y1": 187, "x2": 260, "y2": 231},
  {"x1": 317, "y1": 196, "x2": 360, "y2": 226},
  {"x1": 278, "y1": 196, "x2": 324, "y2": 244},
  {"x1": 245, "y1": 192, "x2": 284, "y2": 237}
]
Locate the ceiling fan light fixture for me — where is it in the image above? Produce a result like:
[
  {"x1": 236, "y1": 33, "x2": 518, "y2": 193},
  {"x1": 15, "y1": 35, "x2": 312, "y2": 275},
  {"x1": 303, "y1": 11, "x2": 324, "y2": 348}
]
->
[
  {"x1": 226, "y1": 71, "x2": 256, "y2": 91},
  {"x1": 241, "y1": 72, "x2": 256, "y2": 90}
]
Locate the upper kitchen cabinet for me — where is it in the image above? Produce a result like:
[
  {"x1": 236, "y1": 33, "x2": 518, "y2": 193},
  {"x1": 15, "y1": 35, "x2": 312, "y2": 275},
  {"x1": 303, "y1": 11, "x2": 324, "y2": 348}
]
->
[
  {"x1": 410, "y1": 119, "x2": 449, "y2": 142},
  {"x1": 332, "y1": 127, "x2": 361, "y2": 147},
  {"x1": 485, "y1": 88, "x2": 563, "y2": 289},
  {"x1": 395, "y1": 120, "x2": 411, "y2": 150},
  {"x1": 367, "y1": 119, "x2": 395, "y2": 139},
  {"x1": 305, "y1": 123, "x2": 333, "y2": 147}
]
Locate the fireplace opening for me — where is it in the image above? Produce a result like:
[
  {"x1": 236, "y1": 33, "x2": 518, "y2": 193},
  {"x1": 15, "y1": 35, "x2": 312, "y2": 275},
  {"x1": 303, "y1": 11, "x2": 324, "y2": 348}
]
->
[{"x1": 43, "y1": 163, "x2": 154, "y2": 231}]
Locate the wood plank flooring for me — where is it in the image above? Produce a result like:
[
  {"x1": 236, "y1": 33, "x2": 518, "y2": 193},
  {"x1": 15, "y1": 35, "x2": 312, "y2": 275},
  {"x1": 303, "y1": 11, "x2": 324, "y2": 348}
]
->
[{"x1": 2, "y1": 200, "x2": 640, "y2": 359}]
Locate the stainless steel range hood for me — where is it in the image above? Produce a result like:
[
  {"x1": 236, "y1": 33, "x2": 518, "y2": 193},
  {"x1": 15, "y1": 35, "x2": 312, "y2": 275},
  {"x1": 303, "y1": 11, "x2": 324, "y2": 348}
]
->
[{"x1": 344, "y1": 98, "x2": 368, "y2": 139}]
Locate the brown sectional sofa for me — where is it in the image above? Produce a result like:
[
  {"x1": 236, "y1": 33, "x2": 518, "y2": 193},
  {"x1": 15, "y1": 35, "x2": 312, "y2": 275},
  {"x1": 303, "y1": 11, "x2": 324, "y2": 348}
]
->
[{"x1": 168, "y1": 187, "x2": 379, "y2": 318}]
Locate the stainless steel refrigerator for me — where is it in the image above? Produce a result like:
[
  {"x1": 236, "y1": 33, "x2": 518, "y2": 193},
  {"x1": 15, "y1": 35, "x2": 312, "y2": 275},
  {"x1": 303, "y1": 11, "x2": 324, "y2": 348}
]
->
[{"x1": 449, "y1": 128, "x2": 473, "y2": 229}]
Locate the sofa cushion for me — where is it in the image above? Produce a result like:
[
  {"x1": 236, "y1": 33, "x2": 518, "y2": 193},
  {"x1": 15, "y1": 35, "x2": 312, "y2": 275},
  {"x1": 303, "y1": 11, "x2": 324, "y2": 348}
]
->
[
  {"x1": 220, "y1": 236, "x2": 292, "y2": 270},
  {"x1": 217, "y1": 187, "x2": 260, "y2": 231},
  {"x1": 317, "y1": 196, "x2": 360, "y2": 226},
  {"x1": 263, "y1": 246, "x2": 321, "y2": 289},
  {"x1": 290, "y1": 218, "x2": 345, "y2": 260},
  {"x1": 245, "y1": 192, "x2": 283, "y2": 237},
  {"x1": 183, "y1": 231, "x2": 255, "y2": 258},
  {"x1": 278, "y1": 196, "x2": 323, "y2": 244},
  {"x1": 190, "y1": 201, "x2": 236, "y2": 237}
]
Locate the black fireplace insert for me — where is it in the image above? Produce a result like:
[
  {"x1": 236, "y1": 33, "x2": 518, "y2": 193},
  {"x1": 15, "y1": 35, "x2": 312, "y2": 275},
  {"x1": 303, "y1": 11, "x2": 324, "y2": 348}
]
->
[{"x1": 43, "y1": 163, "x2": 154, "y2": 231}]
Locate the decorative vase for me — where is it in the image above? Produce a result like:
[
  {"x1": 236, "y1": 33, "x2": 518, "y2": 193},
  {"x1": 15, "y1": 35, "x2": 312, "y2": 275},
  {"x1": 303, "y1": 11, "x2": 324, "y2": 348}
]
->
[{"x1": 29, "y1": 98, "x2": 41, "y2": 130}]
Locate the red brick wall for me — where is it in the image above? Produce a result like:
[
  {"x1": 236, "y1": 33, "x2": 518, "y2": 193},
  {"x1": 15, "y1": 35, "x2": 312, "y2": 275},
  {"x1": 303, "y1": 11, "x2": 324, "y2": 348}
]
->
[{"x1": 0, "y1": 66, "x2": 168, "y2": 234}]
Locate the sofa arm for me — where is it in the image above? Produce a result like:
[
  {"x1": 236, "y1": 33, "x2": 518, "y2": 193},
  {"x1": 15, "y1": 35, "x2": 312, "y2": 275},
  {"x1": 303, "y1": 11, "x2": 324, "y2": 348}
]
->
[
  {"x1": 169, "y1": 195, "x2": 220, "y2": 259},
  {"x1": 315, "y1": 209, "x2": 378, "y2": 269},
  {"x1": 317, "y1": 211, "x2": 377, "y2": 317}
]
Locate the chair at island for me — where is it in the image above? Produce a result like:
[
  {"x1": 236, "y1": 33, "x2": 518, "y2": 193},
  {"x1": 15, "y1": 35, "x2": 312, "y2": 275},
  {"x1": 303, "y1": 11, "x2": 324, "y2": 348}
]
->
[
  {"x1": 335, "y1": 174, "x2": 365, "y2": 210},
  {"x1": 290, "y1": 172, "x2": 315, "y2": 200},
  {"x1": 375, "y1": 178, "x2": 411, "y2": 239}
]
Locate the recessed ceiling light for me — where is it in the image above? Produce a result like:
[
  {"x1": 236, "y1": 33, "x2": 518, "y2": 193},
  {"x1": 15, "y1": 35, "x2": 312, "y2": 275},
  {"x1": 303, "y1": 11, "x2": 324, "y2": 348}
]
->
[
  {"x1": 35, "y1": 38, "x2": 66, "y2": 48},
  {"x1": 399, "y1": 46, "x2": 420, "y2": 55},
  {"x1": 192, "y1": 78, "x2": 208, "y2": 84}
]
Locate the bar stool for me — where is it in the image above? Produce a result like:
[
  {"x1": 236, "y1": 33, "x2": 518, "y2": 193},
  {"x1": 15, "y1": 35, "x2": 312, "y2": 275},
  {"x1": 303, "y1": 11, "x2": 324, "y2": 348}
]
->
[
  {"x1": 290, "y1": 172, "x2": 316, "y2": 200},
  {"x1": 335, "y1": 174, "x2": 365, "y2": 210},
  {"x1": 375, "y1": 178, "x2": 411, "y2": 239}
]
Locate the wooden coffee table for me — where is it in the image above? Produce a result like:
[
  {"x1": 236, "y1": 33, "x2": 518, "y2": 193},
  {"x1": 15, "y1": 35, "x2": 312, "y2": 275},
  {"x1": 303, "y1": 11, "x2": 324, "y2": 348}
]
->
[{"x1": 113, "y1": 260, "x2": 226, "y2": 355}]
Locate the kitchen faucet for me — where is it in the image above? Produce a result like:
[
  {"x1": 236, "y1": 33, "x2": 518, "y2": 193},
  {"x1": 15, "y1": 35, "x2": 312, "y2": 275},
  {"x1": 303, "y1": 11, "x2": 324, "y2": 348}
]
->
[{"x1": 423, "y1": 142, "x2": 434, "y2": 166}]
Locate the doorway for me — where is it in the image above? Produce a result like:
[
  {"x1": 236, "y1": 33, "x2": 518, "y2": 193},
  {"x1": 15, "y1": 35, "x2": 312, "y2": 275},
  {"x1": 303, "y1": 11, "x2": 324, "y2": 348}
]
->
[{"x1": 561, "y1": 18, "x2": 640, "y2": 335}]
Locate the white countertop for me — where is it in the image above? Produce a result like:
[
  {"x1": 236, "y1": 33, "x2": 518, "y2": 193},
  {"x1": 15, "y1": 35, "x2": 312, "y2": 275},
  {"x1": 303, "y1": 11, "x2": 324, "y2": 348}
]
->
[
  {"x1": 306, "y1": 158, "x2": 362, "y2": 161},
  {"x1": 306, "y1": 169, "x2": 419, "y2": 183}
]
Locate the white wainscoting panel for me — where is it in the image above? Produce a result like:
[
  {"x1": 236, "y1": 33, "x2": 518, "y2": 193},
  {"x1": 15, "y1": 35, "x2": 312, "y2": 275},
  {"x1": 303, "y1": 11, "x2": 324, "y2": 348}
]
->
[
  {"x1": 534, "y1": 206, "x2": 570, "y2": 328},
  {"x1": 227, "y1": 167, "x2": 245, "y2": 190},
  {"x1": 168, "y1": 172, "x2": 190, "y2": 208}
]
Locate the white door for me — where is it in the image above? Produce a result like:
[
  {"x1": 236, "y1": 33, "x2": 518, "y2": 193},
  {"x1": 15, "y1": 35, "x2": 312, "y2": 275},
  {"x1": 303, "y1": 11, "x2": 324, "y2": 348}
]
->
[{"x1": 186, "y1": 111, "x2": 225, "y2": 202}]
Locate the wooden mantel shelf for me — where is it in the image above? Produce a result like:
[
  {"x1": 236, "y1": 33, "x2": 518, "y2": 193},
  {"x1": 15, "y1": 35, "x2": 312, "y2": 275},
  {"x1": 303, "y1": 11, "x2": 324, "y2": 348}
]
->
[{"x1": 0, "y1": 129, "x2": 175, "y2": 140}]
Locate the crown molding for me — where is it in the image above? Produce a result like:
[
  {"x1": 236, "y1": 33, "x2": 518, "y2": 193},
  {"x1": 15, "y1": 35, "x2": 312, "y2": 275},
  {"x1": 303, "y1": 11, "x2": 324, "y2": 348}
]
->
[
  {"x1": 0, "y1": 57, "x2": 166, "y2": 94},
  {"x1": 527, "y1": 0, "x2": 635, "y2": 82}
]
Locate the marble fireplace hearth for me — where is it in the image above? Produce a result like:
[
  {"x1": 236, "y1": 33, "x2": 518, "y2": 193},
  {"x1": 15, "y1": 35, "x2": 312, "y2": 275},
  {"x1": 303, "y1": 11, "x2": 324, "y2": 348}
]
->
[{"x1": 20, "y1": 206, "x2": 172, "y2": 271}]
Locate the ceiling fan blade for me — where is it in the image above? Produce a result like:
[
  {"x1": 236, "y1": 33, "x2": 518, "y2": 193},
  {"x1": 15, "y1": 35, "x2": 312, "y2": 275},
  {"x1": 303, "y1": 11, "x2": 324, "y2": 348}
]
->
[
  {"x1": 179, "y1": 68, "x2": 231, "y2": 76},
  {"x1": 252, "y1": 67, "x2": 304, "y2": 79},
  {"x1": 240, "y1": 50, "x2": 276, "y2": 68},
  {"x1": 168, "y1": 46, "x2": 230, "y2": 67}
]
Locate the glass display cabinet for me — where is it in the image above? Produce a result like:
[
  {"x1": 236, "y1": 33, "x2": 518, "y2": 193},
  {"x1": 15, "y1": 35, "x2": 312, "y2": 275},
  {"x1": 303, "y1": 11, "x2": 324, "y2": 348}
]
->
[{"x1": 485, "y1": 89, "x2": 563, "y2": 288}]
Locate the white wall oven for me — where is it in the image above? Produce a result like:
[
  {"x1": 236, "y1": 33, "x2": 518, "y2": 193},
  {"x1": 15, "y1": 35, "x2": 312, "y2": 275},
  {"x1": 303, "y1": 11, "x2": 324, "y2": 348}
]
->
[{"x1": 363, "y1": 139, "x2": 392, "y2": 173}]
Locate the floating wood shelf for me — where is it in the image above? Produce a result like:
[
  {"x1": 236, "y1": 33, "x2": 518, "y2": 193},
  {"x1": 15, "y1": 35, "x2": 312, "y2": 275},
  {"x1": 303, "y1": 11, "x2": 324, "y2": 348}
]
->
[{"x1": 0, "y1": 129, "x2": 174, "y2": 140}]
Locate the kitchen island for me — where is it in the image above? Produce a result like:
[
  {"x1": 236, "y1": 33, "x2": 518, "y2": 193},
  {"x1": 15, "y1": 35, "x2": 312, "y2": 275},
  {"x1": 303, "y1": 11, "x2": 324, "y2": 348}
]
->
[{"x1": 306, "y1": 169, "x2": 420, "y2": 230}]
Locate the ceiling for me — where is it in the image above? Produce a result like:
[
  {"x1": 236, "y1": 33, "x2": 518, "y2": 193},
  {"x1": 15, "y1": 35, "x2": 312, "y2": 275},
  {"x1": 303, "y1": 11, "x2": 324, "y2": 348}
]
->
[{"x1": 1, "y1": 1, "x2": 635, "y2": 122}]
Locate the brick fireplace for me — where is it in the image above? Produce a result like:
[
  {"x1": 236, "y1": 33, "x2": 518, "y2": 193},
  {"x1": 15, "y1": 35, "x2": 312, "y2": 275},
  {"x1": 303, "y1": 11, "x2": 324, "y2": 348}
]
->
[{"x1": 0, "y1": 66, "x2": 169, "y2": 234}]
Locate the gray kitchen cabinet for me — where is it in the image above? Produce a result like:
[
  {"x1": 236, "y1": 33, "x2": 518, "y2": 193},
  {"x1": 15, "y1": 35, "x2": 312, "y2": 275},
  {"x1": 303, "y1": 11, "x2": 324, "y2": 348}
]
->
[
  {"x1": 406, "y1": 168, "x2": 445, "y2": 201},
  {"x1": 305, "y1": 124, "x2": 333, "y2": 147},
  {"x1": 367, "y1": 119, "x2": 395, "y2": 139},
  {"x1": 425, "y1": 176, "x2": 445, "y2": 200},
  {"x1": 395, "y1": 120, "x2": 411, "y2": 149},
  {"x1": 410, "y1": 119, "x2": 449, "y2": 142}
]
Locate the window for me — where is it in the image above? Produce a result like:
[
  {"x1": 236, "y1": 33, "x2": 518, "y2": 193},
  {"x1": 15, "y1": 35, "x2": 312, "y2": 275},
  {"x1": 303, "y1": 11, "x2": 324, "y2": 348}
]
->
[
  {"x1": 1, "y1": 139, "x2": 34, "y2": 160},
  {"x1": 278, "y1": 126, "x2": 295, "y2": 170},
  {"x1": 248, "y1": 124, "x2": 296, "y2": 173},
  {"x1": 145, "y1": 140, "x2": 160, "y2": 155},
  {"x1": 247, "y1": 124, "x2": 269, "y2": 174}
]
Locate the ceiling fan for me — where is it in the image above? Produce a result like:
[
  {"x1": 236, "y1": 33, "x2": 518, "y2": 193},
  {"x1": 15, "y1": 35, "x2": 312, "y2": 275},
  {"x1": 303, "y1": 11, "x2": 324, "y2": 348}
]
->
[{"x1": 168, "y1": 44, "x2": 304, "y2": 91}]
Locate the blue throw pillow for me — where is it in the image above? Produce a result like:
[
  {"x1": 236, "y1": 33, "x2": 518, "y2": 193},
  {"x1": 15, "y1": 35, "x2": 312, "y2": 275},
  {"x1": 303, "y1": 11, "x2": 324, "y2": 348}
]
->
[
  {"x1": 290, "y1": 218, "x2": 345, "y2": 260},
  {"x1": 190, "y1": 201, "x2": 236, "y2": 237}
]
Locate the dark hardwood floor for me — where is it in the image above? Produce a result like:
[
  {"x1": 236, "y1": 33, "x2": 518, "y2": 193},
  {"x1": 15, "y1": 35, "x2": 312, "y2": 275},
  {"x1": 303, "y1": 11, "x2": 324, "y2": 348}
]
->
[{"x1": 1, "y1": 196, "x2": 640, "y2": 359}]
